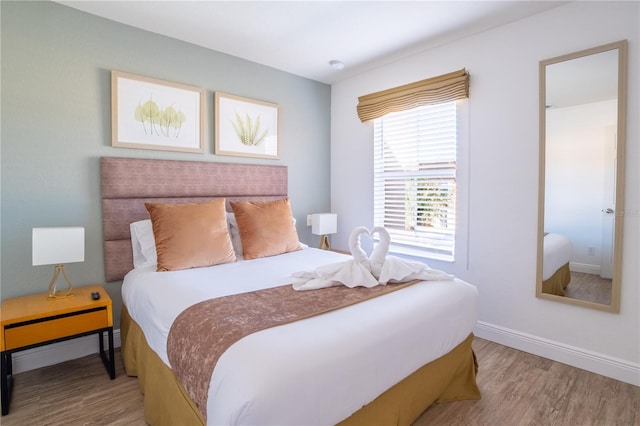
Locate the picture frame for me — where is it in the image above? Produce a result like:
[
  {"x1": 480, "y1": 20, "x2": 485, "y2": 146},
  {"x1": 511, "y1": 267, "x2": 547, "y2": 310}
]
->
[
  {"x1": 111, "y1": 70, "x2": 205, "y2": 153},
  {"x1": 215, "y1": 92, "x2": 279, "y2": 159}
]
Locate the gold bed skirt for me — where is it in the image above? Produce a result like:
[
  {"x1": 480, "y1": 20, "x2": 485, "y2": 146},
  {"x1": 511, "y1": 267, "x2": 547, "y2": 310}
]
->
[
  {"x1": 121, "y1": 306, "x2": 480, "y2": 426},
  {"x1": 542, "y1": 262, "x2": 571, "y2": 296}
]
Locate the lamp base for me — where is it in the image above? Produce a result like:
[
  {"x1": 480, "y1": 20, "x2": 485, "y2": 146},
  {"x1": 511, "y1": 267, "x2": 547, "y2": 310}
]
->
[
  {"x1": 47, "y1": 264, "x2": 75, "y2": 300},
  {"x1": 319, "y1": 234, "x2": 331, "y2": 251}
]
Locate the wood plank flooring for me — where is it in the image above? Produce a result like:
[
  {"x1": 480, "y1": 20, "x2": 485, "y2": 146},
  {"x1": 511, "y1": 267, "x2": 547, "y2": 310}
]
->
[
  {"x1": 2, "y1": 338, "x2": 638, "y2": 425},
  {"x1": 564, "y1": 271, "x2": 612, "y2": 305},
  {"x1": 414, "y1": 338, "x2": 639, "y2": 426},
  {"x1": 2, "y1": 349, "x2": 145, "y2": 426}
]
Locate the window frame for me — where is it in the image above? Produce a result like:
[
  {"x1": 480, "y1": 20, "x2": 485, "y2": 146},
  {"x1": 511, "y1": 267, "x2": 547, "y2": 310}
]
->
[{"x1": 373, "y1": 99, "x2": 469, "y2": 266}]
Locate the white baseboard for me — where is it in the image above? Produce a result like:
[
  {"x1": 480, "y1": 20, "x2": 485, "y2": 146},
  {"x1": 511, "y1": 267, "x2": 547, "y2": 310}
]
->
[
  {"x1": 570, "y1": 262, "x2": 600, "y2": 275},
  {"x1": 474, "y1": 321, "x2": 640, "y2": 386},
  {"x1": 11, "y1": 329, "x2": 121, "y2": 374}
]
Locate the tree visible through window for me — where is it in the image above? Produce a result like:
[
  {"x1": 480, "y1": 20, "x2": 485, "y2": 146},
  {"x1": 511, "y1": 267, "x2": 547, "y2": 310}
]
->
[{"x1": 373, "y1": 101, "x2": 457, "y2": 260}]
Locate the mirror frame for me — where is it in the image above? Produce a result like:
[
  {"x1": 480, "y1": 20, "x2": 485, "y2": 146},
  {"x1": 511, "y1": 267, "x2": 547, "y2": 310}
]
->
[{"x1": 537, "y1": 40, "x2": 627, "y2": 312}]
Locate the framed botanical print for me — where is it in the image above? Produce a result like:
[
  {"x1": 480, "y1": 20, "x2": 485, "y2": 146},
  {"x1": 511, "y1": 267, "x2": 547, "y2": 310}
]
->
[
  {"x1": 215, "y1": 92, "x2": 279, "y2": 159},
  {"x1": 112, "y1": 71, "x2": 205, "y2": 153}
]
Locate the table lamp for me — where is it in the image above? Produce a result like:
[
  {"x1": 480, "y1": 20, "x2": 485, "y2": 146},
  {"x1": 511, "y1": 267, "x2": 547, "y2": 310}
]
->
[
  {"x1": 32, "y1": 227, "x2": 85, "y2": 299},
  {"x1": 311, "y1": 213, "x2": 337, "y2": 250}
]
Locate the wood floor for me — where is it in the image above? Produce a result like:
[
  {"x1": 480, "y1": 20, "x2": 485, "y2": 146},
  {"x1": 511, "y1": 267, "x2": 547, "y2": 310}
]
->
[
  {"x1": 415, "y1": 338, "x2": 639, "y2": 426},
  {"x1": 2, "y1": 338, "x2": 638, "y2": 425},
  {"x1": 2, "y1": 350, "x2": 145, "y2": 426},
  {"x1": 564, "y1": 271, "x2": 612, "y2": 305}
]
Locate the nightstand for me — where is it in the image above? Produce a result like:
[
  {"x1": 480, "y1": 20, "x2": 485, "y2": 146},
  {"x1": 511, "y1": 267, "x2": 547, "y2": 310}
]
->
[{"x1": 0, "y1": 284, "x2": 115, "y2": 415}]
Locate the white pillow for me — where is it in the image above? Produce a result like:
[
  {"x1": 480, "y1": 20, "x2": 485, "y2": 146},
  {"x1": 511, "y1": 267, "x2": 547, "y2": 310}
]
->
[
  {"x1": 130, "y1": 219, "x2": 157, "y2": 268},
  {"x1": 225, "y1": 212, "x2": 244, "y2": 256}
]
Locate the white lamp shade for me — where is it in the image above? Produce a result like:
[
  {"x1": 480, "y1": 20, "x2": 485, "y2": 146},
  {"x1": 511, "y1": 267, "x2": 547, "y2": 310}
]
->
[
  {"x1": 311, "y1": 213, "x2": 337, "y2": 235},
  {"x1": 32, "y1": 227, "x2": 85, "y2": 266}
]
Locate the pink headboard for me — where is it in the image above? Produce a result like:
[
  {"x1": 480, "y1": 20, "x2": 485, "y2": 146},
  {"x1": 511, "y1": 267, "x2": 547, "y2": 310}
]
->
[{"x1": 101, "y1": 157, "x2": 288, "y2": 281}]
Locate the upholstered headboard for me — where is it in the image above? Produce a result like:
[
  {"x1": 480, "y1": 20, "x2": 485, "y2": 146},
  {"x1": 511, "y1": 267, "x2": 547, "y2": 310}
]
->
[{"x1": 101, "y1": 157, "x2": 288, "y2": 281}]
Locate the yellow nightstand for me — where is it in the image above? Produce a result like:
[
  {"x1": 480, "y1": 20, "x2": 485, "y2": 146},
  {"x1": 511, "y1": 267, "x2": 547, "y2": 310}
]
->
[{"x1": 0, "y1": 284, "x2": 114, "y2": 415}]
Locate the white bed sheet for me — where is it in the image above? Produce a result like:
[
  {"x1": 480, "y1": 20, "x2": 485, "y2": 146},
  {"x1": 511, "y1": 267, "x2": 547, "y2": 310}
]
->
[
  {"x1": 543, "y1": 233, "x2": 573, "y2": 280},
  {"x1": 122, "y1": 247, "x2": 478, "y2": 425}
]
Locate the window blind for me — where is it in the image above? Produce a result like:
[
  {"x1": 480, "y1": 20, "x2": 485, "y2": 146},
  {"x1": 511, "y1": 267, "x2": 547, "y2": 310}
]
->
[
  {"x1": 373, "y1": 101, "x2": 457, "y2": 260},
  {"x1": 357, "y1": 68, "x2": 468, "y2": 122}
]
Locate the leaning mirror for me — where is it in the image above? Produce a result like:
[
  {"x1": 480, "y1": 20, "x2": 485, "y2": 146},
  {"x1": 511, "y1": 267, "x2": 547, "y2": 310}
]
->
[{"x1": 537, "y1": 40, "x2": 627, "y2": 312}]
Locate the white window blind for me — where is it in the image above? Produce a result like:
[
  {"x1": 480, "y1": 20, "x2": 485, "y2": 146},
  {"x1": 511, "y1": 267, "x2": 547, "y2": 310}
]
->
[{"x1": 373, "y1": 101, "x2": 457, "y2": 260}]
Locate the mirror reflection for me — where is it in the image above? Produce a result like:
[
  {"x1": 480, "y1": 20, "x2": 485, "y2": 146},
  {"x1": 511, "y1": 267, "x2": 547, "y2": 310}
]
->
[{"x1": 538, "y1": 41, "x2": 627, "y2": 312}]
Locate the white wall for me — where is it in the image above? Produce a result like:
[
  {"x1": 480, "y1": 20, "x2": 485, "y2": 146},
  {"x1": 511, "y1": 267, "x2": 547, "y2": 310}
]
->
[{"x1": 331, "y1": 1, "x2": 639, "y2": 384}]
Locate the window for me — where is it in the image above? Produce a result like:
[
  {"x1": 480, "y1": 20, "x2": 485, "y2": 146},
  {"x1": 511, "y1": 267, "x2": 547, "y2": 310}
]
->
[{"x1": 373, "y1": 101, "x2": 457, "y2": 261}]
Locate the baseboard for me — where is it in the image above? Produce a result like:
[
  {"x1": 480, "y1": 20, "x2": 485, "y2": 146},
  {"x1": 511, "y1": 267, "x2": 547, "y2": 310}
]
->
[
  {"x1": 474, "y1": 321, "x2": 640, "y2": 386},
  {"x1": 11, "y1": 329, "x2": 122, "y2": 374},
  {"x1": 570, "y1": 261, "x2": 600, "y2": 275}
]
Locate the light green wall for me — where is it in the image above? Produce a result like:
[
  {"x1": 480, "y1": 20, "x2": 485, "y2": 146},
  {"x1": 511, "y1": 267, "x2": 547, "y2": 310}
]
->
[{"x1": 0, "y1": 1, "x2": 331, "y2": 326}]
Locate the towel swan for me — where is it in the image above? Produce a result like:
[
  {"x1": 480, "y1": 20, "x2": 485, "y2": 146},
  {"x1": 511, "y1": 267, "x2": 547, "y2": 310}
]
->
[
  {"x1": 292, "y1": 226, "x2": 453, "y2": 290},
  {"x1": 291, "y1": 226, "x2": 378, "y2": 290}
]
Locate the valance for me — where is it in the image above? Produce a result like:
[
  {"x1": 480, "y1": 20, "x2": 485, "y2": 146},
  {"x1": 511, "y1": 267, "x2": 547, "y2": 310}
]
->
[{"x1": 356, "y1": 68, "x2": 469, "y2": 122}]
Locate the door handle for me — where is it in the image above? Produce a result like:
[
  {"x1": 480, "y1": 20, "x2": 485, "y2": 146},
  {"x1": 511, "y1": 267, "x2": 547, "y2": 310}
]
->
[{"x1": 603, "y1": 208, "x2": 615, "y2": 214}]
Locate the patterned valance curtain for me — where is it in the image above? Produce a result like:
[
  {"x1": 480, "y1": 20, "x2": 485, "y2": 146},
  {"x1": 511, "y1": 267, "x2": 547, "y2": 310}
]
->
[{"x1": 356, "y1": 68, "x2": 469, "y2": 122}]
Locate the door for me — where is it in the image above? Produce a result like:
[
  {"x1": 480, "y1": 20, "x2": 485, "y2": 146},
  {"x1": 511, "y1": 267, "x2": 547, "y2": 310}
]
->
[{"x1": 600, "y1": 125, "x2": 616, "y2": 279}]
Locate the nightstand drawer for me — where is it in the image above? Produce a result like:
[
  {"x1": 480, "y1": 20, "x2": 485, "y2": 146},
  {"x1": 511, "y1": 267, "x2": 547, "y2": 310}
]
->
[{"x1": 3, "y1": 308, "x2": 108, "y2": 351}]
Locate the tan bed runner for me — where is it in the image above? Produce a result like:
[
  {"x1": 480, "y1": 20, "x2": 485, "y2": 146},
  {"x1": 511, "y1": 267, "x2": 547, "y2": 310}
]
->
[{"x1": 167, "y1": 280, "x2": 420, "y2": 419}]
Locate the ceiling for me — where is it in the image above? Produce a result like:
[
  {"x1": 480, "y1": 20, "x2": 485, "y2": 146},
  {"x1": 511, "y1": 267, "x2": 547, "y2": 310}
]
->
[{"x1": 56, "y1": 1, "x2": 566, "y2": 85}]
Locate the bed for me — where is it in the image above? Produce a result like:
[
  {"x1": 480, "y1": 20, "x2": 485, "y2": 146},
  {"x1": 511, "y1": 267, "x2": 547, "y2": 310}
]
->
[
  {"x1": 542, "y1": 233, "x2": 573, "y2": 296},
  {"x1": 101, "y1": 156, "x2": 480, "y2": 425}
]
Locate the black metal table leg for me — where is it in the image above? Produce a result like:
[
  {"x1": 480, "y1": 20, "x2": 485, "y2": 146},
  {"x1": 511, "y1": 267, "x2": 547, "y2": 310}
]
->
[
  {"x1": 1, "y1": 351, "x2": 13, "y2": 416},
  {"x1": 98, "y1": 328, "x2": 115, "y2": 380}
]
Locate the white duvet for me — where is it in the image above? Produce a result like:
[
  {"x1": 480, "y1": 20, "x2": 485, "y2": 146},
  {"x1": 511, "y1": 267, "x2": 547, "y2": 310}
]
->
[
  {"x1": 122, "y1": 248, "x2": 478, "y2": 425},
  {"x1": 543, "y1": 233, "x2": 573, "y2": 280}
]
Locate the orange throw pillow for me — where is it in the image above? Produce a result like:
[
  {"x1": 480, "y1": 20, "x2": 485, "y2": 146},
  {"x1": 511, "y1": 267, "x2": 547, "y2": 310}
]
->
[
  {"x1": 145, "y1": 199, "x2": 236, "y2": 271},
  {"x1": 230, "y1": 198, "x2": 301, "y2": 260}
]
